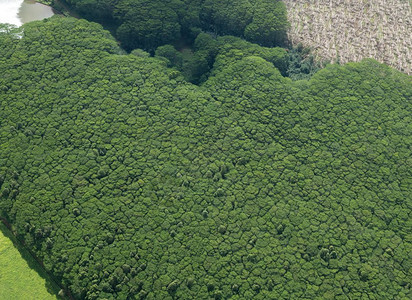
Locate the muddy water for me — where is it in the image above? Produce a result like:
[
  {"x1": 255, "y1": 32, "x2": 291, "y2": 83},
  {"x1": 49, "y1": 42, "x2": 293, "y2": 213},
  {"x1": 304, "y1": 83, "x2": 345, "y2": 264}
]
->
[
  {"x1": 19, "y1": 0, "x2": 55, "y2": 24},
  {"x1": 0, "y1": 0, "x2": 54, "y2": 27}
]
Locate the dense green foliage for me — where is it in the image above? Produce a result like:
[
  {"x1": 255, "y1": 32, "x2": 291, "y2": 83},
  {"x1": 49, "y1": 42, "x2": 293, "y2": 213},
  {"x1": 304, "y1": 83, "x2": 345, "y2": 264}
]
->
[
  {"x1": 62, "y1": 0, "x2": 289, "y2": 50},
  {"x1": 155, "y1": 34, "x2": 288, "y2": 83},
  {"x1": 114, "y1": 0, "x2": 182, "y2": 51},
  {"x1": 1, "y1": 17, "x2": 411, "y2": 300},
  {"x1": 286, "y1": 44, "x2": 324, "y2": 81}
]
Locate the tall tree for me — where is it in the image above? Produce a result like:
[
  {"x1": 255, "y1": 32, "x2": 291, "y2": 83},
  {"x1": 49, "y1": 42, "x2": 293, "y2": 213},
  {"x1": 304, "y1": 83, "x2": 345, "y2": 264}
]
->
[{"x1": 115, "y1": 0, "x2": 183, "y2": 51}]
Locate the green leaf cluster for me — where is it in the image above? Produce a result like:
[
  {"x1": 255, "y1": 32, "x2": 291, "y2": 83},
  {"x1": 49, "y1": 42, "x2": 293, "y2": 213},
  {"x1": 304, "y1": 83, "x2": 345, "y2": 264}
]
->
[
  {"x1": 62, "y1": 0, "x2": 289, "y2": 50},
  {"x1": 286, "y1": 44, "x2": 324, "y2": 81},
  {"x1": 0, "y1": 17, "x2": 411, "y2": 300},
  {"x1": 155, "y1": 34, "x2": 288, "y2": 83}
]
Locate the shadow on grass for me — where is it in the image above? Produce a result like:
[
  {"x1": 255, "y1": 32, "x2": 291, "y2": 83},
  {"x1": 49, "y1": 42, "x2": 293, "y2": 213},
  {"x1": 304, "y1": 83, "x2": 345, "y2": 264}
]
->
[{"x1": 0, "y1": 222, "x2": 65, "y2": 299}]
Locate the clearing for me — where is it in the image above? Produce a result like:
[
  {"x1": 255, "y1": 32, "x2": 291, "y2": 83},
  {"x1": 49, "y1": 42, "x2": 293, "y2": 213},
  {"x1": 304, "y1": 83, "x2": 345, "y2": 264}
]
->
[
  {"x1": 284, "y1": 0, "x2": 412, "y2": 74},
  {"x1": 0, "y1": 222, "x2": 60, "y2": 300}
]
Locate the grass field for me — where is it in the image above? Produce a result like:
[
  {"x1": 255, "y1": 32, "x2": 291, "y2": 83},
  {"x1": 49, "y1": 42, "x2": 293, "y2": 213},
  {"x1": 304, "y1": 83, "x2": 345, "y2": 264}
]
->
[{"x1": 0, "y1": 222, "x2": 60, "y2": 300}]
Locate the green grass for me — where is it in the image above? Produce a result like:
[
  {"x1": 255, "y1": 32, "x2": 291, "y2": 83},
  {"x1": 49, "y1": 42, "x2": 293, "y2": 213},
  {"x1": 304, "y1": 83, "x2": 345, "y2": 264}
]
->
[{"x1": 0, "y1": 223, "x2": 61, "y2": 300}]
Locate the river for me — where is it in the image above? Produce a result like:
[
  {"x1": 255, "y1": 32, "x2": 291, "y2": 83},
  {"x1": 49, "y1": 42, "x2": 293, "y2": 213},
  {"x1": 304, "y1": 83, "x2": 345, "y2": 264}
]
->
[{"x1": 0, "y1": 0, "x2": 55, "y2": 27}]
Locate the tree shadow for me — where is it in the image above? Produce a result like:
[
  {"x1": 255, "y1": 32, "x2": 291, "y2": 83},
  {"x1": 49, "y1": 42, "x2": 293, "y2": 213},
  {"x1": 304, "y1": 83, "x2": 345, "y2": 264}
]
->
[{"x1": 0, "y1": 222, "x2": 65, "y2": 299}]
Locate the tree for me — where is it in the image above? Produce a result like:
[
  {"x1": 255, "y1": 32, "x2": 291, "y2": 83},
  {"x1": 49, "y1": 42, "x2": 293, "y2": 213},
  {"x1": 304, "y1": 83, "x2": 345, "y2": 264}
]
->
[
  {"x1": 0, "y1": 17, "x2": 410, "y2": 300},
  {"x1": 200, "y1": 0, "x2": 253, "y2": 36},
  {"x1": 115, "y1": 0, "x2": 183, "y2": 51},
  {"x1": 244, "y1": 0, "x2": 289, "y2": 46}
]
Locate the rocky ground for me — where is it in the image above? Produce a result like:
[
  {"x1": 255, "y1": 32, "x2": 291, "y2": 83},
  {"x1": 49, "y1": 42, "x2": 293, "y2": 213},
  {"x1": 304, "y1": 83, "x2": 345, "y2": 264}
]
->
[{"x1": 283, "y1": 0, "x2": 412, "y2": 74}]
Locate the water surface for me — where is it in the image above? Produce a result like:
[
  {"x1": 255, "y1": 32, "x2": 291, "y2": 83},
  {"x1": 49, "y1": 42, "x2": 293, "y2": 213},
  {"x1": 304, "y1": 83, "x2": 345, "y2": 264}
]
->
[
  {"x1": 0, "y1": 0, "x2": 54, "y2": 26},
  {"x1": 19, "y1": 0, "x2": 54, "y2": 24}
]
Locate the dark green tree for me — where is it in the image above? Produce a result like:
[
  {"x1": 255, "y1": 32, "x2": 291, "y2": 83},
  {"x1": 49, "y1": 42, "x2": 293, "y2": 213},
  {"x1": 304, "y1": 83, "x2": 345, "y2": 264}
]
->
[{"x1": 115, "y1": 0, "x2": 183, "y2": 51}]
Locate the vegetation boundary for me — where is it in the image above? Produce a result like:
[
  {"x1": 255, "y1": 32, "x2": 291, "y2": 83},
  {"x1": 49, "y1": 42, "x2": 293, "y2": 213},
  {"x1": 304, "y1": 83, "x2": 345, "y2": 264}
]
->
[{"x1": 1, "y1": 217, "x2": 70, "y2": 299}]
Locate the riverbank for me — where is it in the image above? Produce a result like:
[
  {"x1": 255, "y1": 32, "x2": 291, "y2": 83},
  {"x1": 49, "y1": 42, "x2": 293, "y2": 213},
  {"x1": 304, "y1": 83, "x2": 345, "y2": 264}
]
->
[
  {"x1": 0, "y1": 0, "x2": 56, "y2": 26},
  {"x1": 37, "y1": 0, "x2": 52, "y2": 5},
  {"x1": 49, "y1": 0, "x2": 80, "y2": 18}
]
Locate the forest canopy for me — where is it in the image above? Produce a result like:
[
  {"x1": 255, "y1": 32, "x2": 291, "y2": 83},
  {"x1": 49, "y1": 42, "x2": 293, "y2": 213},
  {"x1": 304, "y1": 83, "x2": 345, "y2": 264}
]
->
[
  {"x1": 62, "y1": 0, "x2": 289, "y2": 50},
  {"x1": 0, "y1": 17, "x2": 411, "y2": 300}
]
